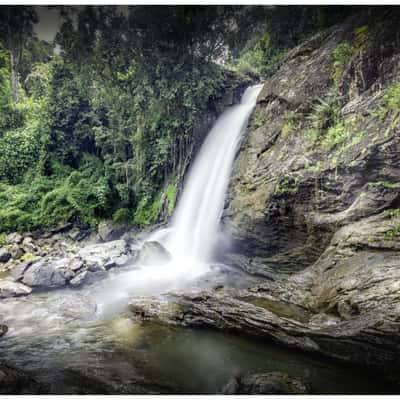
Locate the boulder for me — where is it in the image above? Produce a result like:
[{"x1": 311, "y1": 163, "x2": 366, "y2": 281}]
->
[
  {"x1": 70, "y1": 270, "x2": 106, "y2": 287},
  {"x1": 0, "y1": 279, "x2": 32, "y2": 298},
  {"x1": 9, "y1": 245, "x2": 24, "y2": 260},
  {"x1": 98, "y1": 220, "x2": 115, "y2": 241},
  {"x1": 78, "y1": 239, "x2": 129, "y2": 269},
  {"x1": 135, "y1": 241, "x2": 172, "y2": 266},
  {"x1": 69, "y1": 259, "x2": 84, "y2": 272},
  {"x1": 0, "y1": 248, "x2": 11, "y2": 263},
  {"x1": 6, "y1": 233, "x2": 23, "y2": 245},
  {"x1": 98, "y1": 220, "x2": 129, "y2": 242},
  {"x1": 222, "y1": 372, "x2": 309, "y2": 394},
  {"x1": 21, "y1": 260, "x2": 67, "y2": 289},
  {"x1": 21, "y1": 237, "x2": 38, "y2": 254},
  {"x1": 10, "y1": 260, "x2": 36, "y2": 282},
  {"x1": 67, "y1": 227, "x2": 90, "y2": 242},
  {"x1": 69, "y1": 270, "x2": 89, "y2": 287}
]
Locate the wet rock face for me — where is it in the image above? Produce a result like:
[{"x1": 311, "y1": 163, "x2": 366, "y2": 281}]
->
[
  {"x1": 0, "y1": 364, "x2": 42, "y2": 394},
  {"x1": 222, "y1": 372, "x2": 309, "y2": 394},
  {"x1": 223, "y1": 9, "x2": 400, "y2": 274}
]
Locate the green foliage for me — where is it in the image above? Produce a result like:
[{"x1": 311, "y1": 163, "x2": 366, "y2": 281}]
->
[
  {"x1": 132, "y1": 195, "x2": 162, "y2": 227},
  {"x1": 165, "y1": 181, "x2": 177, "y2": 215},
  {"x1": 305, "y1": 93, "x2": 367, "y2": 153},
  {"x1": 332, "y1": 42, "x2": 355, "y2": 89},
  {"x1": 0, "y1": 119, "x2": 41, "y2": 183},
  {"x1": 0, "y1": 232, "x2": 6, "y2": 246},
  {"x1": 0, "y1": 156, "x2": 113, "y2": 232},
  {"x1": 332, "y1": 25, "x2": 369, "y2": 89},
  {"x1": 112, "y1": 208, "x2": 131, "y2": 223},
  {"x1": 369, "y1": 181, "x2": 400, "y2": 190},
  {"x1": 0, "y1": 6, "x2": 360, "y2": 233},
  {"x1": 383, "y1": 81, "x2": 400, "y2": 112},
  {"x1": 281, "y1": 114, "x2": 300, "y2": 138},
  {"x1": 229, "y1": 33, "x2": 285, "y2": 76},
  {"x1": 275, "y1": 174, "x2": 299, "y2": 195},
  {"x1": 307, "y1": 96, "x2": 340, "y2": 132}
]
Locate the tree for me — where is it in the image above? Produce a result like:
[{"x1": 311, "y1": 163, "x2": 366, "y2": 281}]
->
[{"x1": 0, "y1": 6, "x2": 38, "y2": 103}]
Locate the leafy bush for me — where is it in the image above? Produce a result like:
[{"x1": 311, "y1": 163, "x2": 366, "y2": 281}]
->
[
  {"x1": 133, "y1": 196, "x2": 162, "y2": 227},
  {"x1": 112, "y1": 208, "x2": 131, "y2": 223},
  {"x1": 0, "y1": 121, "x2": 41, "y2": 183},
  {"x1": 332, "y1": 42, "x2": 354, "y2": 88},
  {"x1": 164, "y1": 181, "x2": 177, "y2": 215},
  {"x1": 384, "y1": 81, "x2": 400, "y2": 112},
  {"x1": 0, "y1": 155, "x2": 113, "y2": 232}
]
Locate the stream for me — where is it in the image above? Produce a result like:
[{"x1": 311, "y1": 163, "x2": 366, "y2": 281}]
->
[{"x1": 0, "y1": 262, "x2": 396, "y2": 394}]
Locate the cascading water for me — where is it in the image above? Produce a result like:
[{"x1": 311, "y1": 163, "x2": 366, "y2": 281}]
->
[
  {"x1": 92, "y1": 84, "x2": 263, "y2": 306},
  {"x1": 165, "y1": 84, "x2": 263, "y2": 266}
]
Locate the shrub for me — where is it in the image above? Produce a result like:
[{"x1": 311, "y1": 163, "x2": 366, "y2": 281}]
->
[{"x1": 112, "y1": 208, "x2": 131, "y2": 223}]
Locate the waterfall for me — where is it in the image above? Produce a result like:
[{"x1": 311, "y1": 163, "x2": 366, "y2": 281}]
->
[{"x1": 165, "y1": 84, "x2": 263, "y2": 265}]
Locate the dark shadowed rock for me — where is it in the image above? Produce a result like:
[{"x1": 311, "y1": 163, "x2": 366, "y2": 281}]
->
[
  {"x1": 0, "y1": 364, "x2": 43, "y2": 394},
  {"x1": 222, "y1": 372, "x2": 309, "y2": 394},
  {"x1": 0, "y1": 248, "x2": 11, "y2": 263},
  {"x1": 0, "y1": 324, "x2": 8, "y2": 337}
]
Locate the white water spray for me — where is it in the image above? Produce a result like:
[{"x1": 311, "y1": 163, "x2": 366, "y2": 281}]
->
[{"x1": 165, "y1": 84, "x2": 263, "y2": 265}]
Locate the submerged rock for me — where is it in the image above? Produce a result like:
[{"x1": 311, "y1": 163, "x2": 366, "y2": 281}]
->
[
  {"x1": 58, "y1": 294, "x2": 98, "y2": 320},
  {"x1": 222, "y1": 372, "x2": 309, "y2": 394},
  {"x1": 135, "y1": 241, "x2": 171, "y2": 266}
]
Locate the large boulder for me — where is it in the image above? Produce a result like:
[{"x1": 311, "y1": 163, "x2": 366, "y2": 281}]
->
[
  {"x1": 97, "y1": 220, "x2": 115, "y2": 241},
  {"x1": 78, "y1": 239, "x2": 129, "y2": 269},
  {"x1": 97, "y1": 220, "x2": 130, "y2": 242},
  {"x1": 0, "y1": 279, "x2": 32, "y2": 298},
  {"x1": 135, "y1": 241, "x2": 171, "y2": 266},
  {"x1": 222, "y1": 372, "x2": 309, "y2": 394},
  {"x1": 21, "y1": 259, "x2": 67, "y2": 289},
  {"x1": 10, "y1": 260, "x2": 37, "y2": 282},
  {"x1": 0, "y1": 248, "x2": 11, "y2": 264}
]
